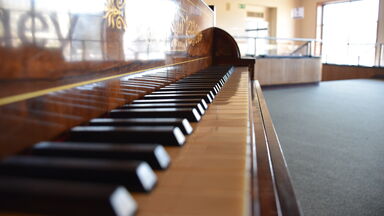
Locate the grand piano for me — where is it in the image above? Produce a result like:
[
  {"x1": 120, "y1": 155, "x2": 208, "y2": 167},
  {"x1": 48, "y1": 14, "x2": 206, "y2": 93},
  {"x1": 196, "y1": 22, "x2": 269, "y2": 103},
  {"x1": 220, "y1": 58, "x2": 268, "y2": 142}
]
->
[{"x1": 0, "y1": 0, "x2": 301, "y2": 215}]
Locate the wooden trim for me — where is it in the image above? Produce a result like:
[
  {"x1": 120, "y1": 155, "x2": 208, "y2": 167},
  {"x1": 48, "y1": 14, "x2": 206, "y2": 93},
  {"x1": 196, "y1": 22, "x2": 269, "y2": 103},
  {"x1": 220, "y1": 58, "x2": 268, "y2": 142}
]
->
[
  {"x1": 253, "y1": 80, "x2": 302, "y2": 216},
  {"x1": 318, "y1": 0, "x2": 350, "y2": 6},
  {"x1": 249, "y1": 80, "x2": 279, "y2": 216},
  {"x1": 322, "y1": 64, "x2": 384, "y2": 81}
]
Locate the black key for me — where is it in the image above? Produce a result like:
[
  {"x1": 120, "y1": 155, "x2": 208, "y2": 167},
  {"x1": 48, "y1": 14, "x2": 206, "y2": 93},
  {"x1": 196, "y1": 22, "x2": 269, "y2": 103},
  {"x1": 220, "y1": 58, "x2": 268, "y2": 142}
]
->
[
  {"x1": 144, "y1": 93, "x2": 212, "y2": 104},
  {"x1": 0, "y1": 156, "x2": 157, "y2": 192},
  {"x1": 176, "y1": 78, "x2": 221, "y2": 81},
  {"x1": 120, "y1": 103, "x2": 205, "y2": 116},
  {"x1": 169, "y1": 83, "x2": 221, "y2": 88},
  {"x1": 175, "y1": 80, "x2": 223, "y2": 87},
  {"x1": 110, "y1": 108, "x2": 201, "y2": 123},
  {"x1": 151, "y1": 91, "x2": 215, "y2": 100},
  {"x1": 89, "y1": 118, "x2": 193, "y2": 135},
  {"x1": 158, "y1": 86, "x2": 218, "y2": 95},
  {"x1": 177, "y1": 79, "x2": 223, "y2": 85},
  {"x1": 168, "y1": 83, "x2": 221, "y2": 92},
  {"x1": 132, "y1": 98, "x2": 208, "y2": 110},
  {"x1": 187, "y1": 75, "x2": 228, "y2": 79},
  {"x1": 31, "y1": 141, "x2": 171, "y2": 170},
  {"x1": 0, "y1": 176, "x2": 137, "y2": 216},
  {"x1": 70, "y1": 126, "x2": 186, "y2": 146}
]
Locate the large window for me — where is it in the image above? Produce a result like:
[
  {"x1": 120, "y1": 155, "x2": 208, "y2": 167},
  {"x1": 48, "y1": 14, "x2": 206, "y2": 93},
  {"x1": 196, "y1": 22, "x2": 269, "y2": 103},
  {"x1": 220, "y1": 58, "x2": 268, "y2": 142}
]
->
[{"x1": 318, "y1": 0, "x2": 380, "y2": 66}]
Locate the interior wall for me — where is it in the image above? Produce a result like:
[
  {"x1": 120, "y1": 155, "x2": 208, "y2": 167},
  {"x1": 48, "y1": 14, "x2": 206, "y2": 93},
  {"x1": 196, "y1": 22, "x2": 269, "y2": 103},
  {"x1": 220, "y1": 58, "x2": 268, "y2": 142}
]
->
[
  {"x1": 205, "y1": 0, "x2": 296, "y2": 38},
  {"x1": 206, "y1": 0, "x2": 384, "y2": 43}
]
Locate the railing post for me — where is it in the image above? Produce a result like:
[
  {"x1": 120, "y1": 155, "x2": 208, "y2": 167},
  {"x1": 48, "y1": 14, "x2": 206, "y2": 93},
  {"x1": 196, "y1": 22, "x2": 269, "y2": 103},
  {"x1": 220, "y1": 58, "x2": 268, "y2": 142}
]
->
[
  {"x1": 380, "y1": 43, "x2": 383, "y2": 67},
  {"x1": 309, "y1": 41, "x2": 313, "y2": 56}
]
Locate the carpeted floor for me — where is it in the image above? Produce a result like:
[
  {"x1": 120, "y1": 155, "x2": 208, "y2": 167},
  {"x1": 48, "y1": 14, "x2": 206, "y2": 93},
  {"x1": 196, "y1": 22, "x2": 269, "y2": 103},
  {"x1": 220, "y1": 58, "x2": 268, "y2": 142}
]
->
[{"x1": 262, "y1": 79, "x2": 384, "y2": 216}]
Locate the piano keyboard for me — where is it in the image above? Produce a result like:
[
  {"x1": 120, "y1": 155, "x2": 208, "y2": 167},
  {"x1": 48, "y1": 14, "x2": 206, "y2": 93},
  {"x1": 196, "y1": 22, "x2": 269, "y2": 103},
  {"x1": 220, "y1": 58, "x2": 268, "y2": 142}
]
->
[{"x1": 0, "y1": 66, "x2": 251, "y2": 216}]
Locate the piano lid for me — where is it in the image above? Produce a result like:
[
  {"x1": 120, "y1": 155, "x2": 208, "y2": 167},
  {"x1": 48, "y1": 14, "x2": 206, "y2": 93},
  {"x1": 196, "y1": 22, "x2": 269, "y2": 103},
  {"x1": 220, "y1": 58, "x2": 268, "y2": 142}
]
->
[
  {"x1": 0, "y1": 0, "x2": 215, "y2": 157},
  {"x1": 0, "y1": 0, "x2": 214, "y2": 94}
]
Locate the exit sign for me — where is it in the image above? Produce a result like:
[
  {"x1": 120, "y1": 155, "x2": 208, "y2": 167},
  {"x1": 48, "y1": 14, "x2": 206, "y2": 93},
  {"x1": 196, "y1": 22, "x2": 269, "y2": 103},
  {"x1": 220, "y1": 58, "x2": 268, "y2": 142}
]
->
[{"x1": 239, "y1": 4, "x2": 246, "y2": 9}]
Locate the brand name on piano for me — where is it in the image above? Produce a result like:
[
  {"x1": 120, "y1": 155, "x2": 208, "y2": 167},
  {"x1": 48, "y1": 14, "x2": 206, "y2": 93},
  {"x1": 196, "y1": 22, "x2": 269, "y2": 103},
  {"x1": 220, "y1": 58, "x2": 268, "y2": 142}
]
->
[{"x1": 0, "y1": 1, "x2": 204, "y2": 59}]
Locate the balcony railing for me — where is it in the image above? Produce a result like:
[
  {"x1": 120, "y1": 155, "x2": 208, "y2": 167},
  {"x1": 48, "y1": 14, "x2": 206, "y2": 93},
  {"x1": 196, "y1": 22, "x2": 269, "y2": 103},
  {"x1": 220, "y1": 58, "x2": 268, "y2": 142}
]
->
[
  {"x1": 233, "y1": 36, "x2": 321, "y2": 57},
  {"x1": 322, "y1": 42, "x2": 384, "y2": 67},
  {"x1": 234, "y1": 36, "x2": 383, "y2": 67},
  {"x1": 379, "y1": 43, "x2": 384, "y2": 67}
]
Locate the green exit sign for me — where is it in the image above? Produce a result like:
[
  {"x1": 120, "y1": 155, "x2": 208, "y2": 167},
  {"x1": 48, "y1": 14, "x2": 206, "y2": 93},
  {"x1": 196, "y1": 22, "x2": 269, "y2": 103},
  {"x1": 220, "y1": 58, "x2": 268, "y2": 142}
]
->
[{"x1": 239, "y1": 4, "x2": 246, "y2": 9}]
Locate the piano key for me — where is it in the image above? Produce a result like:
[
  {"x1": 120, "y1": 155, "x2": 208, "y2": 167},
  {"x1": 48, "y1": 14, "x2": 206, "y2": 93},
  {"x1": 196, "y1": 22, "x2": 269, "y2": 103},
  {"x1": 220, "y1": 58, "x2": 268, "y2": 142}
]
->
[
  {"x1": 168, "y1": 83, "x2": 221, "y2": 92},
  {"x1": 89, "y1": 118, "x2": 193, "y2": 135},
  {"x1": 109, "y1": 108, "x2": 201, "y2": 123},
  {"x1": 144, "y1": 93, "x2": 213, "y2": 104},
  {"x1": 0, "y1": 176, "x2": 137, "y2": 216},
  {"x1": 177, "y1": 78, "x2": 224, "y2": 83},
  {"x1": 158, "y1": 86, "x2": 218, "y2": 95},
  {"x1": 175, "y1": 79, "x2": 223, "y2": 86},
  {"x1": 31, "y1": 141, "x2": 170, "y2": 170},
  {"x1": 0, "y1": 156, "x2": 157, "y2": 192},
  {"x1": 132, "y1": 98, "x2": 208, "y2": 110},
  {"x1": 169, "y1": 82, "x2": 221, "y2": 87},
  {"x1": 70, "y1": 125, "x2": 186, "y2": 146},
  {"x1": 187, "y1": 74, "x2": 229, "y2": 78},
  {"x1": 150, "y1": 90, "x2": 215, "y2": 100},
  {"x1": 120, "y1": 103, "x2": 205, "y2": 116}
]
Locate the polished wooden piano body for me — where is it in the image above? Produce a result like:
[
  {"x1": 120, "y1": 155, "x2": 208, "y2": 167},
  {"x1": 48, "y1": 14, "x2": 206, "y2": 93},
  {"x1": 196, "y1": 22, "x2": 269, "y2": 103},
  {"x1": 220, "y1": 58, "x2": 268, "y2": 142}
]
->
[{"x1": 0, "y1": 0, "x2": 300, "y2": 215}]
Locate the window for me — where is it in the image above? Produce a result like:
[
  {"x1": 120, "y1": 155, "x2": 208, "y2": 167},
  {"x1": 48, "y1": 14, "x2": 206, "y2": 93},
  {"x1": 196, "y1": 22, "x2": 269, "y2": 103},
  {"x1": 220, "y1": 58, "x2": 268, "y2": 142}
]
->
[{"x1": 318, "y1": 0, "x2": 380, "y2": 66}]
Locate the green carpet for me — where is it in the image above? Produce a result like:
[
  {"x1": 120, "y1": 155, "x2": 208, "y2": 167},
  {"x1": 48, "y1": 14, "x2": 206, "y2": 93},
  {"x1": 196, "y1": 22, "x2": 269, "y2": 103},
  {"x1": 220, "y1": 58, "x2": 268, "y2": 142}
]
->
[{"x1": 262, "y1": 79, "x2": 384, "y2": 216}]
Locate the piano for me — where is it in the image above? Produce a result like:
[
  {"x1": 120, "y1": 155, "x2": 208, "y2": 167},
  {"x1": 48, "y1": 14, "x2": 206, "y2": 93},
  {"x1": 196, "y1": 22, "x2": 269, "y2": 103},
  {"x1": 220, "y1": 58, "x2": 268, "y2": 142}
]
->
[{"x1": 0, "y1": 0, "x2": 301, "y2": 215}]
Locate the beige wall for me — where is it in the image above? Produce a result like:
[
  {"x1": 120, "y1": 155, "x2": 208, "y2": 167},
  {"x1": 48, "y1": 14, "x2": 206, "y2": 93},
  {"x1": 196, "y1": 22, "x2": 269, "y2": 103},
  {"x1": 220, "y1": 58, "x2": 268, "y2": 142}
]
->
[{"x1": 205, "y1": 0, "x2": 297, "y2": 38}]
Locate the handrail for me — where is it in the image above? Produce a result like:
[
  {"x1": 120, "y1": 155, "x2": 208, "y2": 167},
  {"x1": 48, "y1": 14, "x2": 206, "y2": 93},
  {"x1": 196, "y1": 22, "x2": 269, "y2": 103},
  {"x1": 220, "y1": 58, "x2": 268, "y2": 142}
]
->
[
  {"x1": 379, "y1": 43, "x2": 384, "y2": 67},
  {"x1": 290, "y1": 41, "x2": 311, "y2": 56},
  {"x1": 233, "y1": 36, "x2": 320, "y2": 57},
  {"x1": 234, "y1": 36, "x2": 320, "y2": 42},
  {"x1": 234, "y1": 35, "x2": 384, "y2": 66}
]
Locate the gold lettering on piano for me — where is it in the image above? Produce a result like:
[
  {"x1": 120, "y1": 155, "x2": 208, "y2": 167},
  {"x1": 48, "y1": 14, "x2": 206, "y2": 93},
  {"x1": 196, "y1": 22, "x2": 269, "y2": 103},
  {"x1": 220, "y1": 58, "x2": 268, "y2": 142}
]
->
[
  {"x1": 189, "y1": 32, "x2": 203, "y2": 46},
  {"x1": 104, "y1": 0, "x2": 127, "y2": 30},
  {"x1": 170, "y1": 15, "x2": 203, "y2": 51},
  {"x1": 186, "y1": 20, "x2": 203, "y2": 46}
]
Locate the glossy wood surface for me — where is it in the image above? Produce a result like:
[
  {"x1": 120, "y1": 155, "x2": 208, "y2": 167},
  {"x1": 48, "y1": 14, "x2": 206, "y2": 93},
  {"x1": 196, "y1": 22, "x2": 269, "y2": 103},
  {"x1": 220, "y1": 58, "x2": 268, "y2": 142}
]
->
[
  {"x1": 0, "y1": 0, "x2": 214, "y2": 157},
  {"x1": 253, "y1": 81, "x2": 302, "y2": 216},
  {"x1": 249, "y1": 81, "x2": 278, "y2": 216},
  {"x1": 132, "y1": 67, "x2": 250, "y2": 216},
  {"x1": 0, "y1": 0, "x2": 213, "y2": 82},
  {"x1": 254, "y1": 57, "x2": 321, "y2": 86},
  {"x1": 212, "y1": 28, "x2": 255, "y2": 79},
  {"x1": 322, "y1": 64, "x2": 384, "y2": 81}
]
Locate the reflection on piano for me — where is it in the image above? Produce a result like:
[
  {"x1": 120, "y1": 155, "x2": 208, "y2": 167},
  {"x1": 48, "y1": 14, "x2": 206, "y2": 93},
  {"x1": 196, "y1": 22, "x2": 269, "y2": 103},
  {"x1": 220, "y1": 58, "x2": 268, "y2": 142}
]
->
[{"x1": 0, "y1": 0, "x2": 300, "y2": 215}]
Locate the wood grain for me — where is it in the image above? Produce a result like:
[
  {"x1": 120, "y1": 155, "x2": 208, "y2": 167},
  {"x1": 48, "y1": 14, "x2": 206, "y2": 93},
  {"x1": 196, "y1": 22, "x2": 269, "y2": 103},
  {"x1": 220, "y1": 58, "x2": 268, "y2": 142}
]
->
[
  {"x1": 254, "y1": 57, "x2": 321, "y2": 85},
  {"x1": 322, "y1": 64, "x2": 384, "y2": 81},
  {"x1": 254, "y1": 81, "x2": 302, "y2": 216}
]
